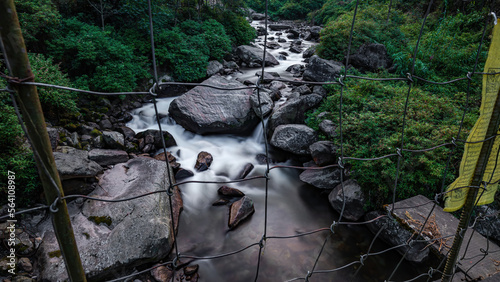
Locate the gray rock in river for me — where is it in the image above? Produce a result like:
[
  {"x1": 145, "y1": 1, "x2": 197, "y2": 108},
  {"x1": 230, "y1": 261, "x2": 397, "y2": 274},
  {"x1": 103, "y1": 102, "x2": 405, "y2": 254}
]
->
[
  {"x1": 365, "y1": 211, "x2": 430, "y2": 263},
  {"x1": 168, "y1": 75, "x2": 259, "y2": 134},
  {"x1": 270, "y1": 124, "x2": 318, "y2": 155},
  {"x1": 228, "y1": 196, "x2": 255, "y2": 229},
  {"x1": 88, "y1": 149, "x2": 129, "y2": 166},
  {"x1": 310, "y1": 141, "x2": 337, "y2": 166},
  {"x1": 268, "y1": 24, "x2": 292, "y2": 31},
  {"x1": 303, "y1": 55, "x2": 343, "y2": 82},
  {"x1": 235, "y1": 45, "x2": 279, "y2": 67},
  {"x1": 268, "y1": 94, "x2": 323, "y2": 133},
  {"x1": 328, "y1": 179, "x2": 366, "y2": 221},
  {"x1": 37, "y1": 157, "x2": 176, "y2": 281},
  {"x1": 299, "y1": 166, "x2": 342, "y2": 189},
  {"x1": 250, "y1": 89, "x2": 274, "y2": 117},
  {"x1": 207, "y1": 60, "x2": 223, "y2": 77}
]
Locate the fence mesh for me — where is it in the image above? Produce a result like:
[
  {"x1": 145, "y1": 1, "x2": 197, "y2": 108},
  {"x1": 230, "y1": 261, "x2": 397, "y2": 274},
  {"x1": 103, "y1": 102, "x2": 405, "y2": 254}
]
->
[{"x1": 1, "y1": 0, "x2": 500, "y2": 281}]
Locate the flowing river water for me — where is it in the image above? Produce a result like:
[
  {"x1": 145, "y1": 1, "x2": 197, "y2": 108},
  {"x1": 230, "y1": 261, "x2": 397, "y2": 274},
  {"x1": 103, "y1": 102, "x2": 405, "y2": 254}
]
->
[{"x1": 126, "y1": 20, "x2": 427, "y2": 282}]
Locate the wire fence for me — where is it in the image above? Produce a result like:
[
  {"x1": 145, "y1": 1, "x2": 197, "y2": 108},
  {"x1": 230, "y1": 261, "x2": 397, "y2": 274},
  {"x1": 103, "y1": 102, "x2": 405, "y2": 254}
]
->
[{"x1": 1, "y1": 0, "x2": 500, "y2": 281}]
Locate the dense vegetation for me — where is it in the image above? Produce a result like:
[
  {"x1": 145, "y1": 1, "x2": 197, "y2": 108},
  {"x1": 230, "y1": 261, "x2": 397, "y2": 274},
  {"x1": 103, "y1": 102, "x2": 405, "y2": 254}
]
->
[
  {"x1": 305, "y1": 0, "x2": 497, "y2": 207},
  {"x1": 0, "y1": 0, "x2": 256, "y2": 205}
]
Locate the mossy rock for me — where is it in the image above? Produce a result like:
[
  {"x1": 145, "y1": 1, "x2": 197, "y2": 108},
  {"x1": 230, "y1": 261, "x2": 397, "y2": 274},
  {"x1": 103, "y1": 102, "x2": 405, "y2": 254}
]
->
[
  {"x1": 90, "y1": 128, "x2": 102, "y2": 137},
  {"x1": 88, "y1": 216, "x2": 112, "y2": 226}
]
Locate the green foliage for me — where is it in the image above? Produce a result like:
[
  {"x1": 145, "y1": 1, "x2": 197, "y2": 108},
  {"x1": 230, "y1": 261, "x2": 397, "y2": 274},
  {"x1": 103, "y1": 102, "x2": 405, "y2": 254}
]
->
[
  {"x1": 48, "y1": 18, "x2": 148, "y2": 92},
  {"x1": 16, "y1": 0, "x2": 61, "y2": 51},
  {"x1": 156, "y1": 28, "x2": 209, "y2": 82},
  {"x1": 245, "y1": 0, "x2": 326, "y2": 21},
  {"x1": 0, "y1": 91, "x2": 41, "y2": 207},
  {"x1": 217, "y1": 11, "x2": 256, "y2": 46},
  {"x1": 28, "y1": 53, "x2": 79, "y2": 115},
  {"x1": 316, "y1": 3, "x2": 406, "y2": 62},
  {"x1": 307, "y1": 73, "x2": 473, "y2": 208}
]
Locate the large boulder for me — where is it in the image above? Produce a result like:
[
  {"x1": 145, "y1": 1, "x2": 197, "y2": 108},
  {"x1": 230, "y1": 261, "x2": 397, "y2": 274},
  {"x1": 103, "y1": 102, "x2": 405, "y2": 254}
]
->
[
  {"x1": 169, "y1": 75, "x2": 259, "y2": 134},
  {"x1": 365, "y1": 211, "x2": 430, "y2": 263},
  {"x1": 135, "y1": 129, "x2": 177, "y2": 150},
  {"x1": 37, "y1": 157, "x2": 177, "y2": 281},
  {"x1": 54, "y1": 147, "x2": 103, "y2": 180},
  {"x1": 328, "y1": 179, "x2": 365, "y2": 221},
  {"x1": 235, "y1": 45, "x2": 279, "y2": 67},
  {"x1": 299, "y1": 167, "x2": 342, "y2": 189},
  {"x1": 101, "y1": 131, "x2": 125, "y2": 149},
  {"x1": 303, "y1": 55, "x2": 343, "y2": 82},
  {"x1": 350, "y1": 43, "x2": 392, "y2": 73},
  {"x1": 268, "y1": 94, "x2": 323, "y2": 133},
  {"x1": 270, "y1": 124, "x2": 318, "y2": 155}
]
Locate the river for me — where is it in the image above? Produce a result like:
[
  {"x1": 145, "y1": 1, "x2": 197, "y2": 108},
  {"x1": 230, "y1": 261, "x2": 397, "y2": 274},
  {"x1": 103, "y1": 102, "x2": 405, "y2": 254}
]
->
[{"x1": 126, "y1": 20, "x2": 428, "y2": 282}]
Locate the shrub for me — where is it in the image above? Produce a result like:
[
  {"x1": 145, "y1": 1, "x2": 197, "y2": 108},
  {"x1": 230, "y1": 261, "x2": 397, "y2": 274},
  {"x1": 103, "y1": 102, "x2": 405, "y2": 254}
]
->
[
  {"x1": 306, "y1": 73, "x2": 476, "y2": 208},
  {"x1": 48, "y1": 18, "x2": 148, "y2": 92},
  {"x1": 28, "y1": 53, "x2": 79, "y2": 116},
  {"x1": 156, "y1": 28, "x2": 209, "y2": 82},
  {"x1": 218, "y1": 11, "x2": 256, "y2": 46}
]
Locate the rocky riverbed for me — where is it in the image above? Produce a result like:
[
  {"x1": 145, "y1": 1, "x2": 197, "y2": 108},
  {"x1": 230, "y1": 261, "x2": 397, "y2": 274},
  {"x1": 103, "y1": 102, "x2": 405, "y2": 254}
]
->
[{"x1": 2, "y1": 11, "x2": 499, "y2": 282}]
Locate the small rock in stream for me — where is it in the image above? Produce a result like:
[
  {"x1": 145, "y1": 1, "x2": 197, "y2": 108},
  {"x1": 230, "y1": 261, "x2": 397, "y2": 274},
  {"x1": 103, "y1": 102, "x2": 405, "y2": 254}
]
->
[
  {"x1": 228, "y1": 196, "x2": 255, "y2": 229},
  {"x1": 195, "y1": 151, "x2": 213, "y2": 172},
  {"x1": 237, "y1": 163, "x2": 254, "y2": 179},
  {"x1": 218, "y1": 186, "x2": 245, "y2": 197}
]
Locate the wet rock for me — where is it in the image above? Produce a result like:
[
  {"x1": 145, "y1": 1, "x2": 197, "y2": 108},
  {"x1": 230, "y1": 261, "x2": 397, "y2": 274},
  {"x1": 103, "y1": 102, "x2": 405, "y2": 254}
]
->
[
  {"x1": 212, "y1": 198, "x2": 230, "y2": 206},
  {"x1": 287, "y1": 32, "x2": 299, "y2": 39},
  {"x1": 38, "y1": 157, "x2": 176, "y2": 281},
  {"x1": 256, "y1": 154, "x2": 271, "y2": 164},
  {"x1": 310, "y1": 26, "x2": 322, "y2": 40},
  {"x1": 286, "y1": 64, "x2": 305, "y2": 75},
  {"x1": 88, "y1": 149, "x2": 129, "y2": 166},
  {"x1": 289, "y1": 45, "x2": 302, "y2": 53},
  {"x1": 278, "y1": 38, "x2": 287, "y2": 43},
  {"x1": 319, "y1": 119, "x2": 337, "y2": 138},
  {"x1": 184, "y1": 264, "x2": 199, "y2": 276},
  {"x1": 310, "y1": 141, "x2": 337, "y2": 166},
  {"x1": 277, "y1": 54, "x2": 287, "y2": 60},
  {"x1": 218, "y1": 186, "x2": 245, "y2": 197},
  {"x1": 299, "y1": 167, "x2": 342, "y2": 189},
  {"x1": 269, "y1": 81, "x2": 287, "y2": 91},
  {"x1": 256, "y1": 71, "x2": 280, "y2": 84},
  {"x1": 135, "y1": 129, "x2": 177, "y2": 149},
  {"x1": 350, "y1": 43, "x2": 392, "y2": 73},
  {"x1": 268, "y1": 94, "x2": 323, "y2": 133},
  {"x1": 169, "y1": 75, "x2": 259, "y2": 135},
  {"x1": 237, "y1": 163, "x2": 254, "y2": 179},
  {"x1": 195, "y1": 151, "x2": 213, "y2": 172},
  {"x1": 228, "y1": 196, "x2": 255, "y2": 229},
  {"x1": 266, "y1": 41, "x2": 281, "y2": 49},
  {"x1": 303, "y1": 55, "x2": 343, "y2": 82},
  {"x1": 270, "y1": 124, "x2": 318, "y2": 155},
  {"x1": 250, "y1": 89, "x2": 274, "y2": 117},
  {"x1": 235, "y1": 45, "x2": 279, "y2": 67},
  {"x1": 18, "y1": 257, "x2": 32, "y2": 272},
  {"x1": 302, "y1": 31, "x2": 312, "y2": 41},
  {"x1": 365, "y1": 211, "x2": 430, "y2": 263},
  {"x1": 151, "y1": 264, "x2": 173, "y2": 282},
  {"x1": 295, "y1": 85, "x2": 312, "y2": 95},
  {"x1": 303, "y1": 45, "x2": 317, "y2": 58},
  {"x1": 269, "y1": 24, "x2": 292, "y2": 31},
  {"x1": 328, "y1": 179, "x2": 365, "y2": 221},
  {"x1": 54, "y1": 147, "x2": 103, "y2": 180},
  {"x1": 251, "y1": 13, "x2": 267, "y2": 20},
  {"x1": 102, "y1": 131, "x2": 125, "y2": 149},
  {"x1": 207, "y1": 60, "x2": 223, "y2": 77}
]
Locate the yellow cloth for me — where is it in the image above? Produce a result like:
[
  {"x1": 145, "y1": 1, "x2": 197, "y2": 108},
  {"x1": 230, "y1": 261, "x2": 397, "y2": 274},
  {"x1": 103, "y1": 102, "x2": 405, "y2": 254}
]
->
[{"x1": 444, "y1": 22, "x2": 500, "y2": 212}]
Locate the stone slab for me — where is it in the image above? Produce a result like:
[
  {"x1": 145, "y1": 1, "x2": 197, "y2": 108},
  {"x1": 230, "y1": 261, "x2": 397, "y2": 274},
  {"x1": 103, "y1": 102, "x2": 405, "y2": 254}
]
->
[{"x1": 389, "y1": 195, "x2": 500, "y2": 281}]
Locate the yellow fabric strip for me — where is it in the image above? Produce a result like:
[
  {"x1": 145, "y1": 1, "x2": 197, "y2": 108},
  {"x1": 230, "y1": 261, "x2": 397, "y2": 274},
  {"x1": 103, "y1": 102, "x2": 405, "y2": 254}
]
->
[{"x1": 444, "y1": 23, "x2": 500, "y2": 212}]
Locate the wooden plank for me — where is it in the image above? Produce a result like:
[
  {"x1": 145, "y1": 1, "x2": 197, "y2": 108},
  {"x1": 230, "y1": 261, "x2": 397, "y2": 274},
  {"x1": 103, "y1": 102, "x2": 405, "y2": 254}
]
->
[{"x1": 389, "y1": 195, "x2": 500, "y2": 280}]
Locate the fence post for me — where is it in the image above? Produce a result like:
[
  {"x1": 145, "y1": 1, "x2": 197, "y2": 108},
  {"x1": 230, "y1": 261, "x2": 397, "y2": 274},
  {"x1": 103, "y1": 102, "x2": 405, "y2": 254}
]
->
[
  {"x1": 0, "y1": 1, "x2": 87, "y2": 281},
  {"x1": 441, "y1": 86, "x2": 500, "y2": 281}
]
